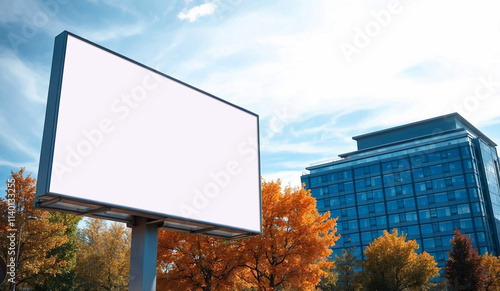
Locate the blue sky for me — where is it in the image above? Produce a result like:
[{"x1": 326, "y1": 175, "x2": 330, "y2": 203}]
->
[{"x1": 1, "y1": 0, "x2": 500, "y2": 192}]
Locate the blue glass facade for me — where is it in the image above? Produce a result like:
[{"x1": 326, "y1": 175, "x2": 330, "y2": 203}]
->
[{"x1": 301, "y1": 113, "x2": 500, "y2": 269}]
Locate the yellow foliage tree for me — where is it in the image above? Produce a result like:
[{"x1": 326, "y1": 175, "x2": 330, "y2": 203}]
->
[
  {"x1": 238, "y1": 179, "x2": 340, "y2": 290},
  {"x1": 0, "y1": 168, "x2": 67, "y2": 290},
  {"x1": 363, "y1": 229, "x2": 439, "y2": 291},
  {"x1": 483, "y1": 253, "x2": 500, "y2": 291},
  {"x1": 75, "y1": 218, "x2": 130, "y2": 290}
]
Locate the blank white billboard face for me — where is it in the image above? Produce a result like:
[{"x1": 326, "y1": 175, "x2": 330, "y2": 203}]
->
[{"x1": 36, "y1": 32, "x2": 261, "y2": 236}]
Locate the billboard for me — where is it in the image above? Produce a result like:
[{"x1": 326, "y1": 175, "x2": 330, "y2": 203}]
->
[{"x1": 36, "y1": 31, "x2": 261, "y2": 239}]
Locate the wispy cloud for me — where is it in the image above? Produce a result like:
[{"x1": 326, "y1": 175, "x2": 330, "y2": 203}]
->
[
  {"x1": 83, "y1": 22, "x2": 148, "y2": 42},
  {"x1": 0, "y1": 49, "x2": 46, "y2": 103},
  {"x1": 0, "y1": 116, "x2": 40, "y2": 161},
  {"x1": 178, "y1": 2, "x2": 216, "y2": 22}
]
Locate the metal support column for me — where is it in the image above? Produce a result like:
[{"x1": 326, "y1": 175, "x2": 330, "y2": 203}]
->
[{"x1": 128, "y1": 216, "x2": 159, "y2": 291}]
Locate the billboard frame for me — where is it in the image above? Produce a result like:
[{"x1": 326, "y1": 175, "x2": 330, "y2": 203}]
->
[{"x1": 35, "y1": 31, "x2": 262, "y2": 240}]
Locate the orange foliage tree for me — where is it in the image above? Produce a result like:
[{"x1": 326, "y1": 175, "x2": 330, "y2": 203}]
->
[
  {"x1": 0, "y1": 168, "x2": 67, "y2": 290},
  {"x1": 157, "y1": 231, "x2": 244, "y2": 290},
  {"x1": 238, "y1": 179, "x2": 339, "y2": 290},
  {"x1": 157, "y1": 179, "x2": 339, "y2": 290}
]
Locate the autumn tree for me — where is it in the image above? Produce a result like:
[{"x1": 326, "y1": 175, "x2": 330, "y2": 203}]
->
[
  {"x1": 333, "y1": 248, "x2": 362, "y2": 291},
  {"x1": 482, "y1": 253, "x2": 500, "y2": 291},
  {"x1": 74, "y1": 218, "x2": 130, "y2": 290},
  {"x1": 363, "y1": 229, "x2": 439, "y2": 291},
  {"x1": 316, "y1": 259, "x2": 338, "y2": 291},
  {"x1": 157, "y1": 230, "x2": 245, "y2": 290},
  {"x1": 0, "y1": 168, "x2": 68, "y2": 290},
  {"x1": 238, "y1": 179, "x2": 339, "y2": 290},
  {"x1": 34, "y1": 213, "x2": 82, "y2": 291},
  {"x1": 445, "y1": 229, "x2": 485, "y2": 290}
]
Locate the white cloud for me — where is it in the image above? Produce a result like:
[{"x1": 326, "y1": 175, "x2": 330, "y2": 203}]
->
[
  {"x1": 262, "y1": 170, "x2": 303, "y2": 189},
  {"x1": 178, "y1": 2, "x2": 217, "y2": 22}
]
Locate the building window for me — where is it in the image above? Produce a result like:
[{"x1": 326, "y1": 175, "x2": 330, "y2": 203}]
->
[
  {"x1": 415, "y1": 182, "x2": 426, "y2": 193},
  {"x1": 419, "y1": 210, "x2": 431, "y2": 220},
  {"x1": 439, "y1": 221, "x2": 453, "y2": 232},
  {"x1": 310, "y1": 176, "x2": 323, "y2": 186},
  {"x1": 387, "y1": 201, "x2": 398, "y2": 211},
  {"x1": 345, "y1": 182, "x2": 354, "y2": 191},
  {"x1": 430, "y1": 165, "x2": 443, "y2": 175},
  {"x1": 475, "y1": 217, "x2": 484, "y2": 228},
  {"x1": 389, "y1": 214, "x2": 400, "y2": 224},
  {"x1": 423, "y1": 238, "x2": 435, "y2": 248},
  {"x1": 413, "y1": 168, "x2": 424, "y2": 179},
  {"x1": 455, "y1": 189, "x2": 468, "y2": 200},
  {"x1": 385, "y1": 188, "x2": 397, "y2": 198},
  {"x1": 402, "y1": 184, "x2": 413, "y2": 195},
  {"x1": 360, "y1": 218, "x2": 370, "y2": 228},
  {"x1": 362, "y1": 232, "x2": 372, "y2": 243},
  {"x1": 376, "y1": 216, "x2": 387, "y2": 226},
  {"x1": 404, "y1": 198, "x2": 415, "y2": 208},
  {"x1": 434, "y1": 193, "x2": 448, "y2": 203},
  {"x1": 459, "y1": 219, "x2": 473, "y2": 229},
  {"x1": 349, "y1": 220, "x2": 358, "y2": 230},
  {"x1": 457, "y1": 204, "x2": 470, "y2": 215},
  {"x1": 449, "y1": 161, "x2": 462, "y2": 172},
  {"x1": 437, "y1": 207, "x2": 451, "y2": 217},
  {"x1": 433, "y1": 179, "x2": 446, "y2": 189},
  {"x1": 417, "y1": 196, "x2": 428, "y2": 206},
  {"x1": 452, "y1": 175, "x2": 465, "y2": 186},
  {"x1": 358, "y1": 206, "x2": 369, "y2": 215},
  {"x1": 406, "y1": 212, "x2": 418, "y2": 222},
  {"x1": 375, "y1": 203, "x2": 385, "y2": 213},
  {"x1": 461, "y1": 146, "x2": 471, "y2": 156}
]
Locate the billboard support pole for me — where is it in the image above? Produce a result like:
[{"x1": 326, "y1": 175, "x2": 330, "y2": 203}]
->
[{"x1": 128, "y1": 216, "x2": 159, "y2": 291}]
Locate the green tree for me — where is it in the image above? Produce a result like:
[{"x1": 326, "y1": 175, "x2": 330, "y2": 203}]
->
[
  {"x1": 34, "y1": 213, "x2": 82, "y2": 290},
  {"x1": 363, "y1": 229, "x2": 439, "y2": 291},
  {"x1": 316, "y1": 259, "x2": 338, "y2": 290},
  {"x1": 333, "y1": 248, "x2": 362, "y2": 291},
  {"x1": 445, "y1": 229, "x2": 485, "y2": 290}
]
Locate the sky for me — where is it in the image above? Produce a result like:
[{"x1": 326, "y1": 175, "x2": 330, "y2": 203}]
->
[{"x1": 1, "y1": 0, "x2": 500, "y2": 194}]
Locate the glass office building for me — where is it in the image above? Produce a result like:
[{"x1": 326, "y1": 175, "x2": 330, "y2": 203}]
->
[{"x1": 301, "y1": 113, "x2": 500, "y2": 268}]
